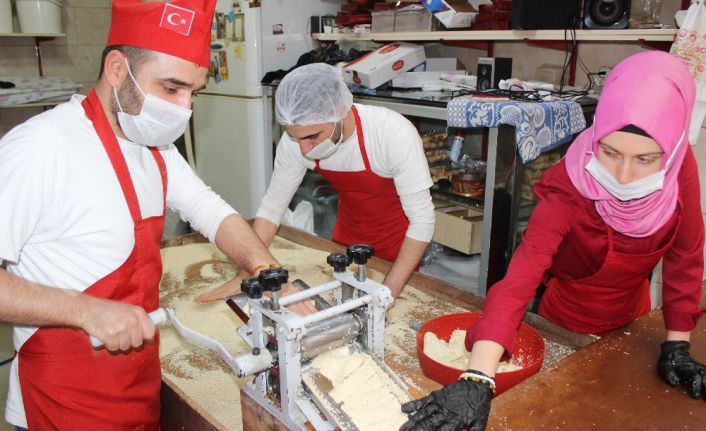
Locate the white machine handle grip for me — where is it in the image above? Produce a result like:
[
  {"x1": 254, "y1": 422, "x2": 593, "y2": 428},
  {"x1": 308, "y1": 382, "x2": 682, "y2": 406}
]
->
[{"x1": 89, "y1": 308, "x2": 168, "y2": 349}]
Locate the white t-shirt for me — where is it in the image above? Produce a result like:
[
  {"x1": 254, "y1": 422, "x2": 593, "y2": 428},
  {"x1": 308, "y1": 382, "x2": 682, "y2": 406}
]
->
[
  {"x1": 0, "y1": 95, "x2": 236, "y2": 427},
  {"x1": 256, "y1": 103, "x2": 435, "y2": 242}
]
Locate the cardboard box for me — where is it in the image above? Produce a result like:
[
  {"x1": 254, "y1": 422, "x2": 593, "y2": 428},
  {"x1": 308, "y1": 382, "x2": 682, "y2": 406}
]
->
[
  {"x1": 421, "y1": 0, "x2": 477, "y2": 28},
  {"x1": 343, "y1": 42, "x2": 426, "y2": 89},
  {"x1": 433, "y1": 204, "x2": 483, "y2": 255}
]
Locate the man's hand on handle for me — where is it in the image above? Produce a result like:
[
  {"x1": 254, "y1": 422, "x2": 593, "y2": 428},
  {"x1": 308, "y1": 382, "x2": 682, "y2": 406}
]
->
[
  {"x1": 400, "y1": 370, "x2": 493, "y2": 431},
  {"x1": 80, "y1": 297, "x2": 156, "y2": 352},
  {"x1": 658, "y1": 340, "x2": 706, "y2": 399}
]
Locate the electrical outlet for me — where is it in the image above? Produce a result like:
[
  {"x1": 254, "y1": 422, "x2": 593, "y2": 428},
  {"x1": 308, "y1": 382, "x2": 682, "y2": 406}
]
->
[
  {"x1": 598, "y1": 66, "x2": 611, "y2": 75},
  {"x1": 591, "y1": 66, "x2": 611, "y2": 90}
]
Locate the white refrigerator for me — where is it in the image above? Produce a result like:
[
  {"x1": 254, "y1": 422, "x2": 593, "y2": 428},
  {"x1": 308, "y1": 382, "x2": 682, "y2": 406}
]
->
[{"x1": 192, "y1": 0, "x2": 344, "y2": 218}]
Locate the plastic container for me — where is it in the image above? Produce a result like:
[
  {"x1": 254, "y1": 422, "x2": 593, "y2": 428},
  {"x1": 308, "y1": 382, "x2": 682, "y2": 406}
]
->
[
  {"x1": 449, "y1": 130, "x2": 465, "y2": 162},
  {"x1": 416, "y1": 312, "x2": 545, "y2": 395},
  {"x1": 0, "y1": 0, "x2": 13, "y2": 33},
  {"x1": 16, "y1": 0, "x2": 62, "y2": 34},
  {"x1": 394, "y1": 9, "x2": 433, "y2": 32}
]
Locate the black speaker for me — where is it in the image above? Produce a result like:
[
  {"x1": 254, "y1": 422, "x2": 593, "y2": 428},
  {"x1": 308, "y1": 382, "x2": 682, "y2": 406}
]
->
[
  {"x1": 584, "y1": 0, "x2": 630, "y2": 29},
  {"x1": 309, "y1": 16, "x2": 322, "y2": 33},
  {"x1": 511, "y1": 0, "x2": 581, "y2": 30},
  {"x1": 477, "y1": 57, "x2": 512, "y2": 91}
]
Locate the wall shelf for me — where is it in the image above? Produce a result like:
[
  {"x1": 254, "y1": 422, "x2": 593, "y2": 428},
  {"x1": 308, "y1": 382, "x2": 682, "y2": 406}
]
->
[
  {"x1": 313, "y1": 28, "x2": 678, "y2": 42},
  {"x1": 0, "y1": 32, "x2": 65, "y2": 38}
]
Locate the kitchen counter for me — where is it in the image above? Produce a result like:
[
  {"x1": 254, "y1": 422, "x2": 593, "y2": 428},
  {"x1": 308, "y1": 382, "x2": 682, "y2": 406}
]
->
[{"x1": 487, "y1": 287, "x2": 706, "y2": 430}]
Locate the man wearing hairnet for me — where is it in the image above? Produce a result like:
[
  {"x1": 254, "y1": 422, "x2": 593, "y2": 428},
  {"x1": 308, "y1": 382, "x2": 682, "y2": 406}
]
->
[{"x1": 198, "y1": 63, "x2": 434, "y2": 302}]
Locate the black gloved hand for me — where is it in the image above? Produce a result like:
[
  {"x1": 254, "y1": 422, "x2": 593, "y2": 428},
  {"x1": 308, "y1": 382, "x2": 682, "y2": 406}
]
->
[
  {"x1": 400, "y1": 377, "x2": 492, "y2": 431},
  {"x1": 658, "y1": 340, "x2": 706, "y2": 399}
]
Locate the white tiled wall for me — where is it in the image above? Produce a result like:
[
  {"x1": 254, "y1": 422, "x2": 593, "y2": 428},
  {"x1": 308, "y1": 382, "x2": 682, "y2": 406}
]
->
[{"x1": 0, "y1": 1, "x2": 111, "y2": 135}]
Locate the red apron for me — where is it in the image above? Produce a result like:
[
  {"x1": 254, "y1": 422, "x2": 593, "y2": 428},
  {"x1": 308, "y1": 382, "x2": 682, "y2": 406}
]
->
[
  {"x1": 315, "y1": 106, "x2": 409, "y2": 262},
  {"x1": 540, "y1": 204, "x2": 682, "y2": 335},
  {"x1": 17, "y1": 89, "x2": 166, "y2": 430}
]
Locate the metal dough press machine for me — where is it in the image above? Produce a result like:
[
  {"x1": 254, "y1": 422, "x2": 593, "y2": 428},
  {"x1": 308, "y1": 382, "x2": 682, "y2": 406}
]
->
[{"x1": 161, "y1": 244, "x2": 410, "y2": 431}]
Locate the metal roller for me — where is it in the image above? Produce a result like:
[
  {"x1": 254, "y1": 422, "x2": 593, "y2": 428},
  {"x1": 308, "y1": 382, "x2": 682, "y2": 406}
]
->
[{"x1": 300, "y1": 313, "x2": 362, "y2": 361}]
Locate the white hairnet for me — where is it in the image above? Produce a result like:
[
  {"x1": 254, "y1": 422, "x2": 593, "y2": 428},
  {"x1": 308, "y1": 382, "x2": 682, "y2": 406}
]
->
[{"x1": 275, "y1": 63, "x2": 353, "y2": 126}]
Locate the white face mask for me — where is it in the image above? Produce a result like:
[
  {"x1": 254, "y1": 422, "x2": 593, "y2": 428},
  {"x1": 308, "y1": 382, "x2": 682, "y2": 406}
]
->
[
  {"x1": 114, "y1": 60, "x2": 192, "y2": 147},
  {"x1": 585, "y1": 129, "x2": 684, "y2": 201},
  {"x1": 305, "y1": 121, "x2": 343, "y2": 160}
]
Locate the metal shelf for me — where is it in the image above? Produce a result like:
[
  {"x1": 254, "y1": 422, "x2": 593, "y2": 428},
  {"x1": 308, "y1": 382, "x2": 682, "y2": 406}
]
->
[
  {"x1": 352, "y1": 94, "x2": 447, "y2": 120},
  {"x1": 0, "y1": 32, "x2": 65, "y2": 38},
  {"x1": 313, "y1": 28, "x2": 677, "y2": 42}
]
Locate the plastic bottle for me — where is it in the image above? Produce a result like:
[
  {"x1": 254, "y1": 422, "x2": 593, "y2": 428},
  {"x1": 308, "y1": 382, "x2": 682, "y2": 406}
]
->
[{"x1": 449, "y1": 130, "x2": 465, "y2": 163}]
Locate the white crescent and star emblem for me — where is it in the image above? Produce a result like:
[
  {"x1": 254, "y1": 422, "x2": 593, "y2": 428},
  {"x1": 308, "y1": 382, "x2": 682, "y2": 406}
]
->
[
  {"x1": 167, "y1": 13, "x2": 187, "y2": 26},
  {"x1": 159, "y1": 4, "x2": 195, "y2": 36}
]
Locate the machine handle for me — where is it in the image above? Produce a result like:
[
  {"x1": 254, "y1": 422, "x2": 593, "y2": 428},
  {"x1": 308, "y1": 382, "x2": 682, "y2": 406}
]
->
[
  {"x1": 241, "y1": 278, "x2": 263, "y2": 299},
  {"x1": 346, "y1": 244, "x2": 375, "y2": 265},
  {"x1": 326, "y1": 252, "x2": 352, "y2": 273},
  {"x1": 258, "y1": 267, "x2": 289, "y2": 292},
  {"x1": 89, "y1": 308, "x2": 168, "y2": 349}
]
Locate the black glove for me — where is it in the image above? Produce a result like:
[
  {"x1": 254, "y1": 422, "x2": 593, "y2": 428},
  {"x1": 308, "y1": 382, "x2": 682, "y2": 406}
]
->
[
  {"x1": 658, "y1": 340, "x2": 706, "y2": 399},
  {"x1": 400, "y1": 376, "x2": 492, "y2": 431}
]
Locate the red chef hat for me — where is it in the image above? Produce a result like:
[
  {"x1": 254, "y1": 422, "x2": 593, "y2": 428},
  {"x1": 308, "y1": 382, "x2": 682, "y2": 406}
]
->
[{"x1": 106, "y1": 0, "x2": 216, "y2": 68}]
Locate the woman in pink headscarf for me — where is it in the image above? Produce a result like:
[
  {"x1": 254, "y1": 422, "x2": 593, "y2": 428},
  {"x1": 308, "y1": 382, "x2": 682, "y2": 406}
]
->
[{"x1": 401, "y1": 51, "x2": 706, "y2": 431}]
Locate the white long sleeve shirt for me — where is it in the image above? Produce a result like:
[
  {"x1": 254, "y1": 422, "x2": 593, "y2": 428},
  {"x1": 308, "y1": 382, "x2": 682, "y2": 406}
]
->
[
  {"x1": 0, "y1": 94, "x2": 236, "y2": 427},
  {"x1": 256, "y1": 103, "x2": 435, "y2": 242}
]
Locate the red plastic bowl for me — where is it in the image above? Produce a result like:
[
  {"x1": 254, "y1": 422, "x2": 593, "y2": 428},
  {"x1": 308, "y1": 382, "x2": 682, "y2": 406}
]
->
[{"x1": 416, "y1": 312, "x2": 545, "y2": 395}]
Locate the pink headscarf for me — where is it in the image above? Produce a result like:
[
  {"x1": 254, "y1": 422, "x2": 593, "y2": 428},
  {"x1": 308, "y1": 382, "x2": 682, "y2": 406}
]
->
[{"x1": 565, "y1": 51, "x2": 695, "y2": 238}]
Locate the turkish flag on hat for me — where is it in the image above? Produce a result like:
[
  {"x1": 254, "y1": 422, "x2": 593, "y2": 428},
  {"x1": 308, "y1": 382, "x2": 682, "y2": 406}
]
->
[{"x1": 106, "y1": 0, "x2": 216, "y2": 68}]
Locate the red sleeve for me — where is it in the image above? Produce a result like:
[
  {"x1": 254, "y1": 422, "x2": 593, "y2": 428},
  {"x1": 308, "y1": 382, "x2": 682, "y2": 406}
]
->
[
  {"x1": 466, "y1": 160, "x2": 578, "y2": 356},
  {"x1": 661, "y1": 147, "x2": 706, "y2": 331}
]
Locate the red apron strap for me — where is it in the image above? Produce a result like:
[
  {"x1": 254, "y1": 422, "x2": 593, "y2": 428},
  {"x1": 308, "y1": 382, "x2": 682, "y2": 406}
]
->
[
  {"x1": 350, "y1": 106, "x2": 371, "y2": 171},
  {"x1": 149, "y1": 147, "x2": 168, "y2": 214},
  {"x1": 81, "y1": 90, "x2": 142, "y2": 224}
]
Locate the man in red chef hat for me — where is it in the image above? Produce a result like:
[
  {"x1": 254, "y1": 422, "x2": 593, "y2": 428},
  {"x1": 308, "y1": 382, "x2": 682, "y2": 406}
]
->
[{"x1": 0, "y1": 1, "x2": 299, "y2": 429}]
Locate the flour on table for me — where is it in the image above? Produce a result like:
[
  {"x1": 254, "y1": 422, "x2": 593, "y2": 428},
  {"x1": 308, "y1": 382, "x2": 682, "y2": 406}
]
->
[
  {"x1": 423, "y1": 330, "x2": 521, "y2": 372},
  {"x1": 304, "y1": 346, "x2": 411, "y2": 431},
  {"x1": 158, "y1": 238, "x2": 386, "y2": 430},
  {"x1": 158, "y1": 238, "x2": 475, "y2": 430}
]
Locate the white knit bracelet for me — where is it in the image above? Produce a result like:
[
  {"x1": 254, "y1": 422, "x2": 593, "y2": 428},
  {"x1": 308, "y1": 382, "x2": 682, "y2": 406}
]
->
[{"x1": 459, "y1": 370, "x2": 496, "y2": 392}]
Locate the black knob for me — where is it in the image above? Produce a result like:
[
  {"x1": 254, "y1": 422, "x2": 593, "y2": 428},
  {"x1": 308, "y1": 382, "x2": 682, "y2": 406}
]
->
[
  {"x1": 241, "y1": 278, "x2": 263, "y2": 299},
  {"x1": 258, "y1": 268, "x2": 289, "y2": 292},
  {"x1": 347, "y1": 244, "x2": 375, "y2": 265},
  {"x1": 327, "y1": 252, "x2": 352, "y2": 273}
]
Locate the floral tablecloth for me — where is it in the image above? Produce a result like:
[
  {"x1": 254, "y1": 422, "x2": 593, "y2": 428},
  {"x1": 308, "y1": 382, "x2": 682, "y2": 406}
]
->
[
  {"x1": 446, "y1": 96, "x2": 587, "y2": 163},
  {"x1": 0, "y1": 76, "x2": 81, "y2": 107}
]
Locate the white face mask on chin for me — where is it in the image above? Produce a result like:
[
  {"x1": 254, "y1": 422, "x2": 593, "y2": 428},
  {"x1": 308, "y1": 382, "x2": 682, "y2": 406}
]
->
[
  {"x1": 305, "y1": 121, "x2": 343, "y2": 160},
  {"x1": 585, "y1": 130, "x2": 684, "y2": 201},
  {"x1": 114, "y1": 60, "x2": 192, "y2": 147}
]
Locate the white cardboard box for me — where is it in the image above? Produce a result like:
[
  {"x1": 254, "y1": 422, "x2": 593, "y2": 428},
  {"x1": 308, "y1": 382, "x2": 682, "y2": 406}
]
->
[
  {"x1": 422, "y1": 0, "x2": 477, "y2": 29},
  {"x1": 343, "y1": 42, "x2": 426, "y2": 89}
]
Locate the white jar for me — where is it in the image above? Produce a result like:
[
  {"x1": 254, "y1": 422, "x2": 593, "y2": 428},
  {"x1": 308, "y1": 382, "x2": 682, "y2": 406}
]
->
[{"x1": 16, "y1": 0, "x2": 63, "y2": 34}]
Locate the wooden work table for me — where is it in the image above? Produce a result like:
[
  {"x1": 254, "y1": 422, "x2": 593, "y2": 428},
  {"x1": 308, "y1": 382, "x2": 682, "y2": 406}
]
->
[
  {"x1": 487, "y1": 289, "x2": 706, "y2": 430},
  {"x1": 158, "y1": 226, "x2": 591, "y2": 430}
]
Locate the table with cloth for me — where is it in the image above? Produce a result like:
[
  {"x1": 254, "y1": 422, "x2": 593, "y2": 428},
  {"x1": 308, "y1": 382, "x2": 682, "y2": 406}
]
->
[{"x1": 445, "y1": 97, "x2": 587, "y2": 293}]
